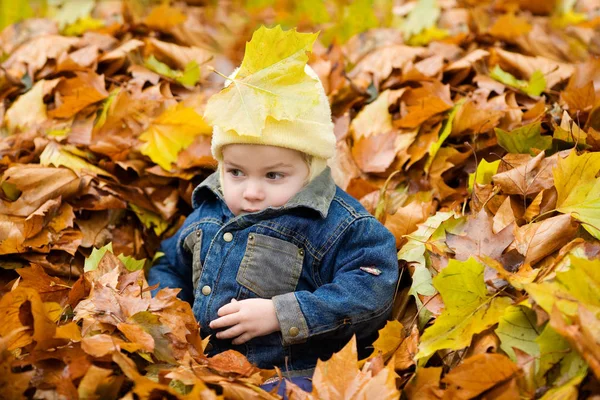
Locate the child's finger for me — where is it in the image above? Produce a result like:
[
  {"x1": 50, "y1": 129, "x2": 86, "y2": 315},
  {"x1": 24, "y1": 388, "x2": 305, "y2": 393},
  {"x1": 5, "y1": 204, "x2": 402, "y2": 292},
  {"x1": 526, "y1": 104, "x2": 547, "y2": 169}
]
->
[
  {"x1": 217, "y1": 300, "x2": 240, "y2": 316},
  {"x1": 216, "y1": 324, "x2": 245, "y2": 340},
  {"x1": 232, "y1": 332, "x2": 253, "y2": 345},
  {"x1": 209, "y1": 313, "x2": 239, "y2": 329}
]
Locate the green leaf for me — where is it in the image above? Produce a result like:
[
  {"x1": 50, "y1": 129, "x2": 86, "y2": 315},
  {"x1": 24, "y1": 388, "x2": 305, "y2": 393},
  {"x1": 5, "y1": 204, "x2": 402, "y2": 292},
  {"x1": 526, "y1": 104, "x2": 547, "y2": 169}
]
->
[
  {"x1": 553, "y1": 151, "x2": 600, "y2": 239},
  {"x1": 525, "y1": 255, "x2": 600, "y2": 318},
  {"x1": 496, "y1": 305, "x2": 541, "y2": 362},
  {"x1": 129, "y1": 204, "x2": 168, "y2": 236},
  {"x1": 320, "y1": 0, "x2": 378, "y2": 45},
  {"x1": 425, "y1": 99, "x2": 465, "y2": 173},
  {"x1": 295, "y1": 0, "x2": 330, "y2": 24},
  {"x1": 494, "y1": 121, "x2": 552, "y2": 155},
  {"x1": 94, "y1": 89, "x2": 120, "y2": 129},
  {"x1": 84, "y1": 243, "x2": 114, "y2": 272},
  {"x1": 118, "y1": 254, "x2": 146, "y2": 272},
  {"x1": 416, "y1": 257, "x2": 513, "y2": 360},
  {"x1": 527, "y1": 70, "x2": 547, "y2": 97},
  {"x1": 1, "y1": 181, "x2": 21, "y2": 201},
  {"x1": 62, "y1": 16, "x2": 105, "y2": 36},
  {"x1": 0, "y1": 0, "x2": 35, "y2": 30},
  {"x1": 406, "y1": 25, "x2": 449, "y2": 46},
  {"x1": 468, "y1": 159, "x2": 500, "y2": 193},
  {"x1": 144, "y1": 55, "x2": 200, "y2": 87},
  {"x1": 536, "y1": 324, "x2": 571, "y2": 380},
  {"x1": 401, "y1": 0, "x2": 440, "y2": 38},
  {"x1": 490, "y1": 65, "x2": 546, "y2": 96}
]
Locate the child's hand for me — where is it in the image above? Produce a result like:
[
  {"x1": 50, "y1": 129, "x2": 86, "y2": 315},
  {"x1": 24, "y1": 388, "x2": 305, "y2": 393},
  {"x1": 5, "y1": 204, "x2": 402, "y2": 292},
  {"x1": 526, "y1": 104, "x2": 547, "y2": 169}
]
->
[{"x1": 209, "y1": 298, "x2": 281, "y2": 345}]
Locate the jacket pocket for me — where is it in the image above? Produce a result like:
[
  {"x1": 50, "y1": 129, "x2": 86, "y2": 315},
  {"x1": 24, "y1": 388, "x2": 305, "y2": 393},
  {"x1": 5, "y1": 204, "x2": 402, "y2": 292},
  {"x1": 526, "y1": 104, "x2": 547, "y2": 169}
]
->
[
  {"x1": 237, "y1": 233, "x2": 304, "y2": 298},
  {"x1": 183, "y1": 229, "x2": 203, "y2": 290}
]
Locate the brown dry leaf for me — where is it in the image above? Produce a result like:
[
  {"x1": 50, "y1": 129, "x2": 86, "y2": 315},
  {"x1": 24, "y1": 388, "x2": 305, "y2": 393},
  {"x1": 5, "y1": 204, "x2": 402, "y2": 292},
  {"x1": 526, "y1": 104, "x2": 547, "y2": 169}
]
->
[
  {"x1": 404, "y1": 367, "x2": 443, "y2": 400},
  {"x1": 494, "y1": 48, "x2": 575, "y2": 89},
  {"x1": 99, "y1": 39, "x2": 144, "y2": 63},
  {"x1": 146, "y1": 37, "x2": 213, "y2": 72},
  {"x1": 56, "y1": 44, "x2": 99, "y2": 72},
  {"x1": 348, "y1": 44, "x2": 426, "y2": 85},
  {"x1": 144, "y1": 3, "x2": 187, "y2": 31},
  {"x1": 561, "y1": 80, "x2": 596, "y2": 114},
  {"x1": 512, "y1": 213, "x2": 578, "y2": 265},
  {"x1": 0, "y1": 352, "x2": 35, "y2": 399},
  {"x1": 493, "y1": 197, "x2": 517, "y2": 233},
  {"x1": 16, "y1": 264, "x2": 71, "y2": 305},
  {"x1": 352, "y1": 130, "x2": 397, "y2": 173},
  {"x1": 350, "y1": 90, "x2": 393, "y2": 140},
  {"x1": 446, "y1": 209, "x2": 514, "y2": 262},
  {"x1": 445, "y1": 49, "x2": 489, "y2": 73},
  {"x1": 312, "y1": 336, "x2": 399, "y2": 399},
  {"x1": 428, "y1": 147, "x2": 470, "y2": 201},
  {"x1": 405, "y1": 123, "x2": 441, "y2": 169},
  {"x1": 0, "y1": 165, "x2": 81, "y2": 217},
  {"x1": 81, "y1": 334, "x2": 143, "y2": 357},
  {"x1": 396, "y1": 83, "x2": 453, "y2": 129},
  {"x1": 0, "y1": 287, "x2": 57, "y2": 351},
  {"x1": 452, "y1": 99, "x2": 503, "y2": 136},
  {"x1": 385, "y1": 200, "x2": 435, "y2": 248},
  {"x1": 207, "y1": 350, "x2": 263, "y2": 377},
  {"x1": 488, "y1": 13, "x2": 532, "y2": 41},
  {"x1": 441, "y1": 353, "x2": 521, "y2": 399},
  {"x1": 2, "y1": 35, "x2": 80, "y2": 78},
  {"x1": 395, "y1": 324, "x2": 419, "y2": 371},
  {"x1": 48, "y1": 72, "x2": 109, "y2": 119},
  {"x1": 4, "y1": 78, "x2": 62, "y2": 131},
  {"x1": 550, "y1": 306, "x2": 600, "y2": 379},
  {"x1": 492, "y1": 152, "x2": 558, "y2": 196}
]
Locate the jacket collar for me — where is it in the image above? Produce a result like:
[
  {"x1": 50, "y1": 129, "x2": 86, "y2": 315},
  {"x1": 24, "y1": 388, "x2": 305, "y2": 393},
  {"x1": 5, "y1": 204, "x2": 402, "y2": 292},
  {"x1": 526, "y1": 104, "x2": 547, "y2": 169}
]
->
[{"x1": 191, "y1": 167, "x2": 336, "y2": 218}]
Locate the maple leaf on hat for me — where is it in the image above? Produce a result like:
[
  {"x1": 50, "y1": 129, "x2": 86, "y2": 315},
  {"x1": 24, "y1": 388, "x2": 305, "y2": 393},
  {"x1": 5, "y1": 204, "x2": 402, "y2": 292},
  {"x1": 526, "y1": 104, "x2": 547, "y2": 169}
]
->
[{"x1": 203, "y1": 25, "x2": 320, "y2": 137}]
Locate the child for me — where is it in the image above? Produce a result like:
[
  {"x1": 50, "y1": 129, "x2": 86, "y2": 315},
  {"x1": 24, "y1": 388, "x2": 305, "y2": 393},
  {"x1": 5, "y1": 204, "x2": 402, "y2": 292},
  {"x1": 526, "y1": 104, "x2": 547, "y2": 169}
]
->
[{"x1": 148, "y1": 28, "x2": 399, "y2": 393}]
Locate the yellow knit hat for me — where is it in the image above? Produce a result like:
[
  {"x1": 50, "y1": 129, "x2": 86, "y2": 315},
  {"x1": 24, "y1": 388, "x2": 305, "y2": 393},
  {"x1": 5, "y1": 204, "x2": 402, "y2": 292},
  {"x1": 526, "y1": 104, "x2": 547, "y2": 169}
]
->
[{"x1": 210, "y1": 65, "x2": 336, "y2": 162}]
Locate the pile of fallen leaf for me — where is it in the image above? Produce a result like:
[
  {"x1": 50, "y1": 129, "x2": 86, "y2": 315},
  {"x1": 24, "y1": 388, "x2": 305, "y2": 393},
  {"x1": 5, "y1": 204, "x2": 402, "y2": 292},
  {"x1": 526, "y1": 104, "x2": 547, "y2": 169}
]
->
[{"x1": 1, "y1": 0, "x2": 600, "y2": 398}]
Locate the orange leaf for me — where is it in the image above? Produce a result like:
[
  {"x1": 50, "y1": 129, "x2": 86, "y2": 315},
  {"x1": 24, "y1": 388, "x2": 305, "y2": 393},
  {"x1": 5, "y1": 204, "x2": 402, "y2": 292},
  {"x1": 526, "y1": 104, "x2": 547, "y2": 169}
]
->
[
  {"x1": 48, "y1": 72, "x2": 109, "y2": 119},
  {"x1": 441, "y1": 353, "x2": 520, "y2": 399}
]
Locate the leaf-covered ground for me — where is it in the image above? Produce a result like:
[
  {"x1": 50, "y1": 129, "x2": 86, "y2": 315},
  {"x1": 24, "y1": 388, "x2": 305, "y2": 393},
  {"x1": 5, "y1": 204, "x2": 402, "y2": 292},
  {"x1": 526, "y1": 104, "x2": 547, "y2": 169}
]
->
[{"x1": 1, "y1": 0, "x2": 600, "y2": 398}]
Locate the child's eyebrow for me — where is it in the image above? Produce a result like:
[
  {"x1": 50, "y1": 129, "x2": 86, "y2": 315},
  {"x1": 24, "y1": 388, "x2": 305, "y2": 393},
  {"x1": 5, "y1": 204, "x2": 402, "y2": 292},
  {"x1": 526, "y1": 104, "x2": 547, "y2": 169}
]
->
[
  {"x1": 262, "y1": 162, "x2": 293, "y2": 170},
  {"x1": 223, "y1": 161, "x2": 293, "y2": 170}
]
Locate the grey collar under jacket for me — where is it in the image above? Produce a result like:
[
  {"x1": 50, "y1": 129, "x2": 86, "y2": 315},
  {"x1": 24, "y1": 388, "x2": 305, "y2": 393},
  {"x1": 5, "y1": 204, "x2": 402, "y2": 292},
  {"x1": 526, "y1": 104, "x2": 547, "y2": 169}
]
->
[{"x1": 190, "y1": 166, "x2": 337, "y2": 219}]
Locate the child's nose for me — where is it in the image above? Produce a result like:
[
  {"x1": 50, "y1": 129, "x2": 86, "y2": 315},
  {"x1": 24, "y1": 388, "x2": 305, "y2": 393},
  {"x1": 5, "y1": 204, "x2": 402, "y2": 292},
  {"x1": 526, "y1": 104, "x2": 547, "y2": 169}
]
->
[{"x1": 243, "y1": 181, "x2": 265, "y2": 201}]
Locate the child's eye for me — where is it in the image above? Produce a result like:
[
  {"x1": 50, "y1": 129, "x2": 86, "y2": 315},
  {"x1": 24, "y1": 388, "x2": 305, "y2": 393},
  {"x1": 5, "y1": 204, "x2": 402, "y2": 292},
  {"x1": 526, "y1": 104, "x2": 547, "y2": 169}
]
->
[
  {"x1": 266, "y1": 172, "x2": 284, "y2": 180},
  {"x1": 227, "y1": 169, "x2": 244, "y2": 177}
]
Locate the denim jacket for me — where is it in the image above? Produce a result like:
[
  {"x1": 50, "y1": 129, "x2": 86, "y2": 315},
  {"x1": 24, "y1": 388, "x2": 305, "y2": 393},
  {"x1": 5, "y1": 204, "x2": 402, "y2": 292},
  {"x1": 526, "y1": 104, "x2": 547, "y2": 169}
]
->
[{"x1": 148, "y1": 167, "x2": 399, "y2": 376}]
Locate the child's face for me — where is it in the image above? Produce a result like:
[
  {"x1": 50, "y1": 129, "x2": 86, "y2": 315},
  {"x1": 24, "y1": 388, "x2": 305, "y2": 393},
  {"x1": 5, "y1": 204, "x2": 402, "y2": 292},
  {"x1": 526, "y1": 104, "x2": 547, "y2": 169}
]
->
[{"x1": 221, "y1": 144, "x2": 309, "y2": 216}]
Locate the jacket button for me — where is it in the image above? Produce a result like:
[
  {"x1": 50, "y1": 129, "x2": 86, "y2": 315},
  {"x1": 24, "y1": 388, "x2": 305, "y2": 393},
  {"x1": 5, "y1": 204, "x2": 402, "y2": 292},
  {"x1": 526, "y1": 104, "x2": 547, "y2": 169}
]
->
[
  {"x1": 196, "y1": 230, "x2": 201, "y2": 237},
  {"x1": 223, "y1": 232, "x2": 233, "y2": 242},
  {"x1": 289, "y1": 327, "x2": 300, "y2": 337},
  {"x1": 201, "y1": 285, "x2": 212, "y2": 296}
]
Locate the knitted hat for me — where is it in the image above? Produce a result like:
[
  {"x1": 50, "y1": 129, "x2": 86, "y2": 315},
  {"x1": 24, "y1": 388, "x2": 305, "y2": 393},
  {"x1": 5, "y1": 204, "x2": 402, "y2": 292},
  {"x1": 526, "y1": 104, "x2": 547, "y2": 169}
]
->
[{"x1": 210, "y1": 65, "x2": 336, "y2": 162}]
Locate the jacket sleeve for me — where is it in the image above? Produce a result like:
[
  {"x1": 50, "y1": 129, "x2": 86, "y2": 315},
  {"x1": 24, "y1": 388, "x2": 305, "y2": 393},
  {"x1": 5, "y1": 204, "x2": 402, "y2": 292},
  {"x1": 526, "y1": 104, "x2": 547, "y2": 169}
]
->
[
  {"x1": 271, "y1": 216, "x2": 399, "y2": 345},
  {"x1": 147, "y1": 219, "x2": 195, "y2": 304}
]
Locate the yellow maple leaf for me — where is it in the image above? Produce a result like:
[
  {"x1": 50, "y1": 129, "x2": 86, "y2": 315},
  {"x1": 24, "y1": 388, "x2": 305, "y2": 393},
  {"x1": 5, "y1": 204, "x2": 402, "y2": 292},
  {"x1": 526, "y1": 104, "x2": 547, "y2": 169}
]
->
[
  {"x1": 203, "y1": 25, "x2": 321, "y2": 137},
  {"x1": 139, "y1": 103, "x2": 212, "y2": 171},
  {"x1": 554, "y1": 151, "x2": 600, "y2": 239}
]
